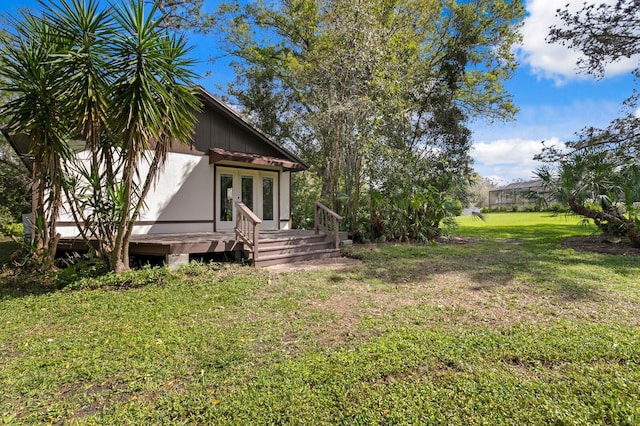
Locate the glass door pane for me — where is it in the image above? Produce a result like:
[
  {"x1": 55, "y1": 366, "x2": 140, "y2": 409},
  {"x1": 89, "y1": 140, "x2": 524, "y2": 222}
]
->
[
  {"x1": 220, "y1": 174, "x2": 234, "y2": 222},
  {"x1": 241, "y1": 175, "x2": 254, "y2": 211},
  {"x1": 262, "y1": 177, "x2": 274, "y2": 220}
]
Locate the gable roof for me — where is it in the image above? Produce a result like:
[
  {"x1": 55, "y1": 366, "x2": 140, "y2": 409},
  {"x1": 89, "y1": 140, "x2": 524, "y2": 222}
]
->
[
  {"x1": 492, "y1": 179, "x2": 546, "y2": 192},
  {"x1": 195, "y1": 86, "x2": 308, "y2": 171}
]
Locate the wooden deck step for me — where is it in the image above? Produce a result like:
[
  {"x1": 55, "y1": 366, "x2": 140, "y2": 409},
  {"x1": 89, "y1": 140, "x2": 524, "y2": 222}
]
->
[
  {"x1": 253, "y1": 248, "x2": 341, "y2": 267},
  {"x1": 244, "y1": 231, "x2": 344, "y2": 267},
  {"x1": 258, "y1": 234, "x2": 330, "y2": 247},
  {"x1": 255, "y1": 240, "x2": 335, "y2": 256}
]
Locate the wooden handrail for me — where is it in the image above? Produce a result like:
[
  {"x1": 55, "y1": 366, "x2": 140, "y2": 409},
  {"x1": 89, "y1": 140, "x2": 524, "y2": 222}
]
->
[
  {"x1": 235, "y1": 201, "x2": 262, "y2": 264},
  {"x1": 314, "y1": 202, "x2": 343, "y2": 249}
]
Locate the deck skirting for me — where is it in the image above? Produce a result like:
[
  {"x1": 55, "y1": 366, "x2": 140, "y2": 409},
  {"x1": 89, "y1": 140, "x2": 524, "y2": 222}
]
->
[{"x1": 57, "y1": 230, "x2": 342, "y2": 268}]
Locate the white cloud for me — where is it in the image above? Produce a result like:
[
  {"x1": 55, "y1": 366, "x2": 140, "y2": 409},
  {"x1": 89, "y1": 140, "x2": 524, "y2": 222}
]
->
[
  {"x1": 471, "y1": 137, "x2": 562, "y2": 182},
  {"x1": 471, "y1": 99, "x2": 625, "y2": 147},
  {"x1": 517, "y1": 0, "x2": 638, "y2": 83},
  {"x1": 473, "y1": 137, "x2": 559, "y2": 166}
]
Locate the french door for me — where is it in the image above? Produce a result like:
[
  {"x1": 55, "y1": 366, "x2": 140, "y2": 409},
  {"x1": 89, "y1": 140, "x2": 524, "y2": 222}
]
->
[{"x1": 216, "y1": 167, "x2": 278, "y2": 231}]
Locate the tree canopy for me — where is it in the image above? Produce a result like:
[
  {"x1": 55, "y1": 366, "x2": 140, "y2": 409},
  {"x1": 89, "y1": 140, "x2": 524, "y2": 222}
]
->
[{"x1": 549, "y1": 0, "x2": 640, "y2": 79}]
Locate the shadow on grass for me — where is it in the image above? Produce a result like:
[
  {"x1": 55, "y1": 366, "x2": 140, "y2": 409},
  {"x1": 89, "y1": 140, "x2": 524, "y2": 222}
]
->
[
  {"x1": 0, "y1": 272, "x2": 58, "y2": 300},
  {"x1": 343, "y1": 235, "x2": 637, "y2": 302}
]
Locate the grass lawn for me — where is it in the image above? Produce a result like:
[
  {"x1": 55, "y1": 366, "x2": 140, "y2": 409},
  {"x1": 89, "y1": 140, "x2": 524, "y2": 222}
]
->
[{"x1": 1, "y1": 212, "x2": 639, "y2": 424}]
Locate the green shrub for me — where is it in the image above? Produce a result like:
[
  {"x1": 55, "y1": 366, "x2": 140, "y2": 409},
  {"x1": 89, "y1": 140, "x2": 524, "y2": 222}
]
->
[
  {"x1": 0, "y1": 205, "x2": 16, "y2": 234},
  {"x1": 548, "y1": 202, "x2": 569, "y2": 214},
  {"x1": 56, "y1": 255, "x2": 109, "y2": 288},
  {"x1": 64, "y1": 264, "x2": 169, "y2": 291}
]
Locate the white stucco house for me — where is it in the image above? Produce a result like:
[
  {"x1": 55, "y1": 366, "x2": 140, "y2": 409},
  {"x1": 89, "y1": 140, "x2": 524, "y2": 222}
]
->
[{"x1": 3, "y1": 87, "x2": 348, "y2": 266}]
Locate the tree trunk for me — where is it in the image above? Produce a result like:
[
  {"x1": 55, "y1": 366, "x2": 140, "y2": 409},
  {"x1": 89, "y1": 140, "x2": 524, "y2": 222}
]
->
[
  {"x1": 568, "y1": 195, "x2": 640, "y2": 248},
  {"x1": 110, "y1": 147, "x2": 136, "y2": 272}
]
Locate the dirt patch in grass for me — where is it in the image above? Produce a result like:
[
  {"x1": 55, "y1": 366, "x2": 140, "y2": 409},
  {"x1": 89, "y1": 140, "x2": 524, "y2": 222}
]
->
[
  {"x1": 297, "y1": 264, "x2": 640, "y2": 349},
  {"x1": 265, "y1": 256, "x2": 363, "y2": 273},
  {"x1": 259, "y1": 236, "x2": 640, "y2": 350},
  {"x1": 308, "y1": 290, "x2": 423, "y2": 346},
  {"x1": 562, "y1": 236, "x2": 640, "y2": 256}
]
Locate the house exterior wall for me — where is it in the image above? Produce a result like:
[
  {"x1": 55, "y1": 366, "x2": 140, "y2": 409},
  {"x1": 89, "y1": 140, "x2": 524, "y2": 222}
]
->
[
  {"x1": 23, "y1": 89, "x2": 304, "y2": 239},
  {"x1": 56, "y1": 151, "x2": 214, "y2": 237},
  {"x1": 137, "y1": 152, "x2": 214, "y2": 234},
  {"x1": 279, "y1": 171, "x2": 291, "y2": 230}
]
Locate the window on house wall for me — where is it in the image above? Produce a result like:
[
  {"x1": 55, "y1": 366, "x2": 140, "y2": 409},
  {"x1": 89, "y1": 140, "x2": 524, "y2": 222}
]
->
[
  {"x1": 220, "y1": 174, "x2": 233, "y2": 221},
  {"x1": 241, "y1": 175, "x2": 253, "y2": 211},
  {"x1": 262, "y1": 177, "x2": 274, "y2": 221}
]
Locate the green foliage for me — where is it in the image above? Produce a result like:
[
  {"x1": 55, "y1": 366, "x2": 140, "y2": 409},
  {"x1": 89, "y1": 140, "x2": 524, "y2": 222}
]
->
[
  {"x1": 549, "y1": 0, "x2": 640, "y2": 79},
  {"x1": 64, "y1": 264, "x2": 169, "y2": 291},
  {"x1": 0, "y1": 8, "x2": 74, "y2": 264},
  {"x1": 549, "y1": 202, "x2": 569, "y2": 214},
  {"x1": 291, "y1": 171, "x2": 321, "y2": 229},
  {"x1": 366, "y1": 185, "x2": 461, "y2": 243},
  {"x1": 359, "y1": 152, "x2": 470, "y2": 243},
  {"x1": 55, "y1": 255, "x2": 109, "y2": 289},
  {"x1": 0, "y1": 206, "x2": 16, "y2": 232},
  {"x1": 0, "y1": 135, "x2": 30, "y2": 221},
  {"x1": 537, "y1": 143, "x2": 640, "y2": 247},
  {"x1": 541, "y1": 0, "x2": 640, "y2": 248}
]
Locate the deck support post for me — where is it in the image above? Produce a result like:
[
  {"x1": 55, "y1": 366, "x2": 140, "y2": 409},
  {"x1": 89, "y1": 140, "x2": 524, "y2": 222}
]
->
[{"x1": 166, "y1": 253, "x2": 189, "y2": 270}]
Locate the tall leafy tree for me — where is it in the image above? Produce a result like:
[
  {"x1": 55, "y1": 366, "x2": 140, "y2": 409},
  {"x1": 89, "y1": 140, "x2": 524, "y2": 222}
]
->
[{"x1": 212, "y1": 0, "x2": 523, "y2": 232}]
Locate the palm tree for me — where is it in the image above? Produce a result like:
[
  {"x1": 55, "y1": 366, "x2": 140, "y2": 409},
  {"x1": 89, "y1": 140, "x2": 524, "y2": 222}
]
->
[
  {"x1": 0, "y1": 11, "x2": 72, "y2": 266},
  {"x1": 40, "y1": 0, "x2": 116, "y2": 258},
  {"x1": 107, "y1": 0, "x2": 199, "y2": 272},
  {"x1": 1, "y1": 0, "x2": 199, "y2": 273}
]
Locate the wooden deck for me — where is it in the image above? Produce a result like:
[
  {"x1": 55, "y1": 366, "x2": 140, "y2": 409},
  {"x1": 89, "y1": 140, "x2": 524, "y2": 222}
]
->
[{"x1": 58, "y1": 230, "x2": 343, "y2": 268}]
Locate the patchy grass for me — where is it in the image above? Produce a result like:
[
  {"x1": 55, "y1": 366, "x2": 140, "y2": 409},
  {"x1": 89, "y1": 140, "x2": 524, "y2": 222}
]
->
[{"x1": 1, "y1": 213, "x2": 639, "y2": 424}]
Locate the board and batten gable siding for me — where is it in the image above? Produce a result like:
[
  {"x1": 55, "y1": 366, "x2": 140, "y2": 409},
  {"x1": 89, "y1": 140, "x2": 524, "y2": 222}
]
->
[{"x1": 192, "y1": 103, "x2": 287, "y2": 159}]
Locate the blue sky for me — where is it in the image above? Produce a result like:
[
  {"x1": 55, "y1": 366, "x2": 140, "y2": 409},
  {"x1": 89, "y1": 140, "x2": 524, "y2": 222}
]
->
[{"x1": 2, "y1": 0, "x2": 637, "y2": 185}]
